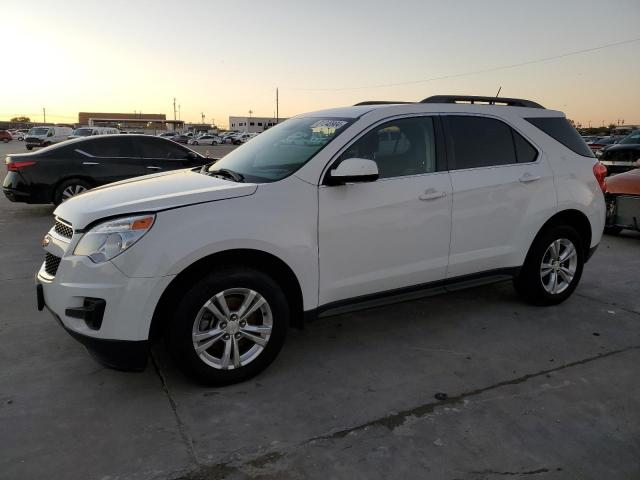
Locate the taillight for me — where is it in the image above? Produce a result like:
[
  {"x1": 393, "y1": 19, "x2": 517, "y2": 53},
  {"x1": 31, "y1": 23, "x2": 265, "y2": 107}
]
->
[
  {"x1": 7, "y1": 161, "x2": 36, "y2": 172},
  {"x1": 593, "y1": 161, "x2": 607, "y2": 193}
]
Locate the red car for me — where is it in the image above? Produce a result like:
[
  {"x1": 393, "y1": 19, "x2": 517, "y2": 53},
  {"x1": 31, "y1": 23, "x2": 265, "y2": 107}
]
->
[
  {"x1": 0, "y1": 130, "x2": 12, "y2": 143},
  {"x1": 605, "y1": 162, "x2": 640, "y2": 234}
]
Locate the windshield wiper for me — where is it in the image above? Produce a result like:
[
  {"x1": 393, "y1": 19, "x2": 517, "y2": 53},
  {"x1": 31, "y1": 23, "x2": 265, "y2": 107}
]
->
[{"x1": 206, "y1": 168, "x2": 245, "y2": 182}]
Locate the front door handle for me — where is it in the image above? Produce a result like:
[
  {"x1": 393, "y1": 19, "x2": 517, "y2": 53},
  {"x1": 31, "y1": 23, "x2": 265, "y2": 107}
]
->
[
  {"x1": 82, "y1": 161, "x2": 100, "y2": 165},
  {"x1": 519, "y1": 173, "x2": 541, "y2": 183},
  {"x1": 419, "y1": 189, "x2": 447, "y2": 201},
  {"x1": 146, "y1": 166, "x2": 162, "y2": 170}
]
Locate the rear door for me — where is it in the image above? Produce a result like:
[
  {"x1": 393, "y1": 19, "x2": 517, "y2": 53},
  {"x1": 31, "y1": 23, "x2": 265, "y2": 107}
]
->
[
  {"x1": 443, "y1": 115, "x2": 556, "y2": 277},
  {"x1": 134, "y1": 137, "x2": 199, "y2": 172},
  {"x1": 76, "y1": 136, "x2": 146, "y2": 184}
]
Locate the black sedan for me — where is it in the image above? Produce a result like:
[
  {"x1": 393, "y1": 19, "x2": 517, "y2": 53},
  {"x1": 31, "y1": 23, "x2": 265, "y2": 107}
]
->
[
  {"x1": 3, "y1": 135, "x2": 211, "y2": 205},
  {"x1": 599, "y1": 130, "x2": 640, "y2": 176}
]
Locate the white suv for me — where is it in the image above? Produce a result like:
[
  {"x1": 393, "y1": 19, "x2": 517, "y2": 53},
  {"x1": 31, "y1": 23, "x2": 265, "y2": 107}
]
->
[{"x1": 36, "y1": 95, "x2": 606, "y2": 385}]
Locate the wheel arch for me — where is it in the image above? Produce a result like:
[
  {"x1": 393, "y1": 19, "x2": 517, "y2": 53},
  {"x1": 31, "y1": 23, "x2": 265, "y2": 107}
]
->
[
  {"x1": 528, "y1": 209, "x2": 592, "y2": 260},
  {"x1": 149, "y1": 248, "x2": 305, "y2": 340}
]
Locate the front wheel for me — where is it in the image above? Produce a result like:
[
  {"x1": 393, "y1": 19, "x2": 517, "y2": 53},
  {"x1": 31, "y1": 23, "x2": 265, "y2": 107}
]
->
[
  {"x1": 514, "y1": 225, "x2": 584, "y2": 306},
  {"x1": 2, "y1": 139, "x2": 8, "y2": 143},
  {"x1": 26, "y1": 145, "x2": 33, "y2": 150},
  {"x1": 192, "y1": 141, "x2": 199, "y2": 146},
  {"x1": 166, "y1": 268, "x2": 289, "y2": 385}
]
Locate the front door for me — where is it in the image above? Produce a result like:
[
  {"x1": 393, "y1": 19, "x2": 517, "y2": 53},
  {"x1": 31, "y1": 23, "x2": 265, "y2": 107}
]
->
[{"x1": 318, "y1": 116, "x2": 452, "y2": 305}]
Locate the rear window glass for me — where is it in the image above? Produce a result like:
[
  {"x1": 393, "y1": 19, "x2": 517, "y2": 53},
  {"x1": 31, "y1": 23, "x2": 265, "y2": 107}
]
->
[{"x1": 525, "y1": 117, "x2": 594, "y2": 158}]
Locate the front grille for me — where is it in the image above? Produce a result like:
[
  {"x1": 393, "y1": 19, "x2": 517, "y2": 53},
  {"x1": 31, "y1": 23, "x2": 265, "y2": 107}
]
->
[
  {"x1": 44, "y1": 253, "x2": 62, "y2": 277},
  {"x1": 25, "y1": 137, "x2": 41, "y2": 144},
  {"x1": 54, "y1": 220, "x2": 73, "y2": 239}
]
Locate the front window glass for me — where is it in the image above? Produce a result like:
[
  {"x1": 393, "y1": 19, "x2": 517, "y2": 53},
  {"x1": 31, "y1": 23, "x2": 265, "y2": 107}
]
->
[
  {"x1": 29, "y1": 127, "x2": 50, "y2": 136},
  {"x1": 207, "y1": 117, "x2": 353, "y2": 182},
  {"x1": 336, "y1": 116, "x2": 437, "y2": 178}
]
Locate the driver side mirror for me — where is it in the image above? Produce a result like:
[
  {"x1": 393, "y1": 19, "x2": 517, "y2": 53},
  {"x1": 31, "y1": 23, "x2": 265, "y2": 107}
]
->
[
  {"x1": 47, "y1": 131, "x2": 54, "y2": 137},
  {"x1": 327, "y1": 158, "x2": 379, "y2": 185},
  {"x1": 186, "y1": 150, "x2": 199, "y2": 162}
]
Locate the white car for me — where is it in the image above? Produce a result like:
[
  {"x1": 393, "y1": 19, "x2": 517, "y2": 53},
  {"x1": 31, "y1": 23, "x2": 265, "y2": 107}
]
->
[
  {"x1": 189, "y1": 134, "x2": 222, "y2": 146},
  {"x1": 37, "y1": 95, "x2": 605, "y2": 385}
]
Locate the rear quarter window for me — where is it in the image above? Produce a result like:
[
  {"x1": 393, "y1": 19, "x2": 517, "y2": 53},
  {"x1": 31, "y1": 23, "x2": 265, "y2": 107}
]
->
[{"x1": 525, "y1": 117, "x2": 594, "y2": 158}]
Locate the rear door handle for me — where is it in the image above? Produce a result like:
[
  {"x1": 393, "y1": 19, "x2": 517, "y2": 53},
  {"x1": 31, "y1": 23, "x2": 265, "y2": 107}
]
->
[
  {"x1": 146, "y1": 166, "x2": 162, "y2": 170},
  {"x1": 519, "y1": 173, "x2": 541, "y2": 183},
  {"x1": 82, "y1": 161, "x2": 100, "y2": 165},
  {"x1": 419, "y1": 189, "x2": 447, "y2": 201}
]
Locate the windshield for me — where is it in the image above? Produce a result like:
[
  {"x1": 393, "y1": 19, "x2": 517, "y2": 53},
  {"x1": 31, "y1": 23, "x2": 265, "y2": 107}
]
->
[
  {"x1": 619, "y1": 131, "x2": 640, "y2": 144},
  {"x1": 29, "y1": 127, "x2": 50, "y2": 136},
  {"x1": 207, "y1": 117, "x2": 353, "y2": 182},
  {"x1": 73, "y1": 128, "x2": 93, "y2": 136}
]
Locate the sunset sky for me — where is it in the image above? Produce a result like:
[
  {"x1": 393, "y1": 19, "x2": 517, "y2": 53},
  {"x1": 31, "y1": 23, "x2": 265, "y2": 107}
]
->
[{"x1": 1, "y1": 0, "x2": 639, "y2": 128}]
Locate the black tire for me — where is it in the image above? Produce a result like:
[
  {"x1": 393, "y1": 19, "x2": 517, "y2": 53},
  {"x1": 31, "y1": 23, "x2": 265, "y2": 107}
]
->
[
  {"x1": 26, "y1": 145, "x2": 32, "y2": 150},
  {"x1": 53, "y1": 178, "x2": 92, "y2": 205},
  {"x1": 514, "y1": 225, "x2": 584, "y2": 306},
  {"x1": 604, "y1": 225, "x2": 623, "y2": 235},
  {"x1": 2, "y1": 139, "x2": 8, "y2": 143},
  {"x1": 192, "y1": 141, "x2": 199, "y2": 146},
  {"x1": 212, "y1": 141, "x2": 218, "y2": 145},
  {"x1": 166, "y1": 267, "x2": 289, "y2": 386}
]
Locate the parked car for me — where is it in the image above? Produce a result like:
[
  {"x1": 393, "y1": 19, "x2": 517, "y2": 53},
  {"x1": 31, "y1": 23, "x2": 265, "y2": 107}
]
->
[
  {"x1": 0, "y1": 130, "x2": 12, "y2": 143},
  {"x1": 189, "y1": 134, "x2": 223, "y2": 146},
  {"x1": 604, "y1": 162, "x2": 640, "y2": 234},
  {"x1": 589, "y1": 136, "x2": 617, "y2": 154},
  {"x1": 172, "y1": 134, "x2": 191, "y2": 144},
  {"x1": 158, "y1": 132, "x2": 179, "y2": 139},
  {"x1": 3, "y1": 134, "x2": 210, "y2": 205},
  {"x1": 10, "y1": 129, "x2": 28, "y2": 141},
  {"x1": 69, "y1": 127, "x2": 120, "y2": 139},
  {"x1": 25, "y1": 126, "x2": 74, "y2": 150},
  {"x1": 598, "y1": 131, "x2": 640, "y2": 176},
  {"x1": 36, "y1": 95, "x2": 605, "y2": 385}
]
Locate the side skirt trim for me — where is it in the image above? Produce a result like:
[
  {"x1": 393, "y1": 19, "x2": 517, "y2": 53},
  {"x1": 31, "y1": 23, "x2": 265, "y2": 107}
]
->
[{"x1": 306, "y1": 267, "x2": 520, "y2": 321}]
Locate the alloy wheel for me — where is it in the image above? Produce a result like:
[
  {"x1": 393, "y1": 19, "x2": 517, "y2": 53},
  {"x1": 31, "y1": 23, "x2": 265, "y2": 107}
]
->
[
  {"x1": 61, "y1": 184, "x2": 87, "y2": 201},
  {"x1": 540, "y1": 238, "x2": 578, "y2": 294},
  {"x1": 191, "y1": 288, "x2": 273, "y2": 370}
]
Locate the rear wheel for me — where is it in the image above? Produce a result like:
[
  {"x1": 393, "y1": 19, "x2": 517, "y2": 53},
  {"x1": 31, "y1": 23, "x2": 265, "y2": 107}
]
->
[
  {"x1": 53, "y1": 179, "x2": 91, "y2": 205},
  {"x1": 514, "y1": 225, "x2": 584, "y2": 305},
  {"x1": 166, "y1": 267, "x2": 289, "y2": 385},
  {"x1": 26, "y1": 146, "x2": 33, "y2": 150},
  {"x1": 192, "y1": 141, "x2": 199, "y2": 146}
]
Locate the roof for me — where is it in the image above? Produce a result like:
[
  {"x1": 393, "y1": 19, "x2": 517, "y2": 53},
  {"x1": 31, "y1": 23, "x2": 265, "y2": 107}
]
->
[{"x1": 296, "y1": 102, "x2": 563, "y2": 120}]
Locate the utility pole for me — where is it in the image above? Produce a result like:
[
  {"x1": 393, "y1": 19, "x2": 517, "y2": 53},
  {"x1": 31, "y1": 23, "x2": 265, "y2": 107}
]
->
[
  {"x1": 43, "y1": 107, "x2": 46, "y2": 123},
  {"x1": 201, "y1": 112, "x2": 205, "y2": 124},
  {"x1": 276, "y1": 87, "x2": 279, "y2": 125},
  {"x1": 248, "y1": 109, "x2": 253, "y2": 119},
  {"x1": 173, "y1": 97, "x2": 177, "y2": 121},
  {"x1": 178, "y1": 104, "x2": 181, "y2": 121}
]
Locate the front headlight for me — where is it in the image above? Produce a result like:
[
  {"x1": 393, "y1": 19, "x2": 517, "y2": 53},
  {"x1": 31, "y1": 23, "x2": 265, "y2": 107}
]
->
[{"x1": 74, "y1": 214, "x2": 155, "y2": 263}]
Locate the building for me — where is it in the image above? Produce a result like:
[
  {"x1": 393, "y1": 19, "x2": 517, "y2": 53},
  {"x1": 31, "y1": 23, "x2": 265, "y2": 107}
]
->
[
  {"x1": 78, "y1": 112, "x2": 184, "y2": 132},
  {"x1": 228, "y1": 116, "x2": 286, "y2": 133}
]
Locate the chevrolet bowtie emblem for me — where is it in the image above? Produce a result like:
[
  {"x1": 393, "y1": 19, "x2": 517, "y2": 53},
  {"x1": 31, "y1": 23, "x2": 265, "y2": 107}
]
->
[{"x1": 42, "y1": 235, "x2": 51, "y2": 247}]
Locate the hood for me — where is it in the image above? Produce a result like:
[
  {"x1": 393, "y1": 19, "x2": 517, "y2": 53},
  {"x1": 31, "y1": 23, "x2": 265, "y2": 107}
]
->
[
  {"x1": 606, "y1": 168, "x2": 640, "y2": 195},
  {"x1": 54, "y1": 169, "x2": 257, "y2": 229}
]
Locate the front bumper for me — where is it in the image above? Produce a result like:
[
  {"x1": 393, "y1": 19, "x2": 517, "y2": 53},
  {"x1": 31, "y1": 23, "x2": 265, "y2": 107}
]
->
[
  {"x1": 36, "y1": 252, "x2": 175, "y2": 370},
  {"x1": 38, "y1": 286, "x2": 148, "y2": 371}
]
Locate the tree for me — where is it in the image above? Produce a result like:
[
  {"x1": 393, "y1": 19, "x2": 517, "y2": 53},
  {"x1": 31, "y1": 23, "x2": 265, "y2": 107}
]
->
[{"x1": 10, "y1": 116, "x2": 30, "y2": 123}]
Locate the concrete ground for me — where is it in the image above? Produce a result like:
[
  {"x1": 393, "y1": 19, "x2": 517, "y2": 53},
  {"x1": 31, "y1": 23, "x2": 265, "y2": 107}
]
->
[{"x1": 0, "y1": 141, "x2": 639, "y2": 479}]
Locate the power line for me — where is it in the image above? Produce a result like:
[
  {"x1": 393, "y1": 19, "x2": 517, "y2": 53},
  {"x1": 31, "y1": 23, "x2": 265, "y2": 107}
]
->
[{"x1": 283, "y1": 37, "x2": 640, "y2": 92}]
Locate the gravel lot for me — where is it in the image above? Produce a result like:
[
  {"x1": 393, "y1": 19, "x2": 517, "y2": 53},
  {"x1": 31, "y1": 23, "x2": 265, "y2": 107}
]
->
[{"x1": 1, "y1": 139, "x2": 639, "y2": 479}]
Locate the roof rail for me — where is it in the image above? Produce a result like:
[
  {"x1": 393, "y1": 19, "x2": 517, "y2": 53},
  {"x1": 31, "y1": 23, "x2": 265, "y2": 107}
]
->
[
  {"x1": 354, "y1": 101, "x2": 414, "y2": 106},
  {"x1": 420, "y1": 95, "x2": 544, "y2": 109}
]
